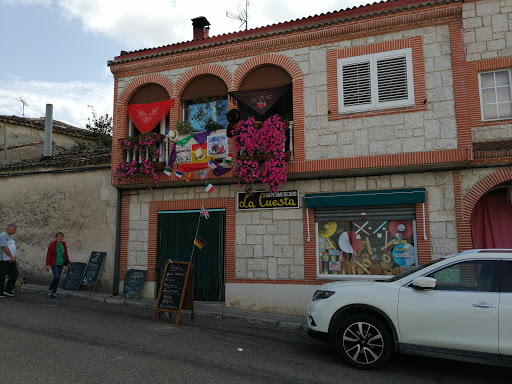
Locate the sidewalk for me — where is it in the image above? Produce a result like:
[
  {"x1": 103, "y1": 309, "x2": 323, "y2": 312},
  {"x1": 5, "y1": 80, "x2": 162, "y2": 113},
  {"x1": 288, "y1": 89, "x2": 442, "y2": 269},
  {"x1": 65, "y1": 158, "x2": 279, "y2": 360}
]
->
[{"x1": 20, "y1": 284, "x2": 306, "y2": 330}]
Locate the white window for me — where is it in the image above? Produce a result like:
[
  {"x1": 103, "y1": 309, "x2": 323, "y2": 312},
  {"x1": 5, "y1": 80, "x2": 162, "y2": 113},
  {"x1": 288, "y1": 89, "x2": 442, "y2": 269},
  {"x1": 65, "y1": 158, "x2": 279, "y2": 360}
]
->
[
  {"x1": 338, "y1": 48, "x2": 414, "y2": 113},
  {"x1": 479, "y1": 70, "x2": 512, "y2": 121}
]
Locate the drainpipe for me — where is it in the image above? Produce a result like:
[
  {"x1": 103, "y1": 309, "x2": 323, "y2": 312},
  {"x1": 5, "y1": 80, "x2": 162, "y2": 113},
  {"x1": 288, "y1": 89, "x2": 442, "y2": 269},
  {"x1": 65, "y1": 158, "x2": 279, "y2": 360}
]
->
[
  {"x1": 113, "y1": 188, "x2": 122, "y2": 296},
  {"x1": 43, "y1": 104, "x2": 53, "y2": 159}
]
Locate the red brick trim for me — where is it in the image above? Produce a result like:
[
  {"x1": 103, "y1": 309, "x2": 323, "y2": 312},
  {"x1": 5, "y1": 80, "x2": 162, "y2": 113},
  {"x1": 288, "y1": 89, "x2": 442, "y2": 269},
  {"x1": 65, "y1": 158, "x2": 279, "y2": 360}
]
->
[
  {"x1": 462, "y1": 167, "x2": 512, "y2": 220},
  {"x1": 467, "y1": 57, "x2": 512, "y2": 128},
  {"x1": 147, "y1": 198, "x2": 236, "y2": 282},
  {"x1": 119, "y1": 193, "x2": 131, "y2": 280},
  {"x1": 232, "y1": 54, "x2": 305, "y2": 161},
  {"x1": 415, "y1": 195, "x2": 432, "y2": 264},
  {"x1": 453, "y1": 170, "x2": 473, "y2": 251},
  {"x1": 326, "y1": 36, "x2": 426, "y2": 121},
  {"x1": 450, "y1": 22, "x2": 472, "y2": 148}
]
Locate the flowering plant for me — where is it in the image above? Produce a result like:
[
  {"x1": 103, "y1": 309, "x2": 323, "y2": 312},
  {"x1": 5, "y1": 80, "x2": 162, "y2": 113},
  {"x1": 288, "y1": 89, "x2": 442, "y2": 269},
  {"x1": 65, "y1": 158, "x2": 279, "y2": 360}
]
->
[
  {"x1": 233, "y1": 114, "x2": 287, "y2": 193},
  {"x1": 118, "y1": 132, "x2": 162, "y2": 159}
]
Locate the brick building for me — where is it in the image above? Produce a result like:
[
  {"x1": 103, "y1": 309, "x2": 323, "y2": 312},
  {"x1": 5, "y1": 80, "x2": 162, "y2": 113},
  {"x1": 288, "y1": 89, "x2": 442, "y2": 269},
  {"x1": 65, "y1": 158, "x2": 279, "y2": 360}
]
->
[{"x1": 107, "y1": 0, "x2": 512, "y2": 315}]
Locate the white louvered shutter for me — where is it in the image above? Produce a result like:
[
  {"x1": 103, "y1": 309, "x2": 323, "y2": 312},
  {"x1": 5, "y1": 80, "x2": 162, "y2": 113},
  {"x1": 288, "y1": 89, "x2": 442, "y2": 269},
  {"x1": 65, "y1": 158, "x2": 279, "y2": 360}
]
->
[
  {"x1": 377, "y1": 56, "x2": 408, "y2": 102},
  {"x1": 342, "y1": 61, "x2": 371, "y2": 107}
]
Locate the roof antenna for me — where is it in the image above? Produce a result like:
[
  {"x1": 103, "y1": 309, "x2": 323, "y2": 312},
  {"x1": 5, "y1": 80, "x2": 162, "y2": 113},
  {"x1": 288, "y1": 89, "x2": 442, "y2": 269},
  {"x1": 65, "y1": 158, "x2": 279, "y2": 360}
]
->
[
  {"x1": 18, "y1": 97, "x2": 29, "y2": 116},
  {"x1": 226, "y1": 0, "x2": 249, "y2": 30}
]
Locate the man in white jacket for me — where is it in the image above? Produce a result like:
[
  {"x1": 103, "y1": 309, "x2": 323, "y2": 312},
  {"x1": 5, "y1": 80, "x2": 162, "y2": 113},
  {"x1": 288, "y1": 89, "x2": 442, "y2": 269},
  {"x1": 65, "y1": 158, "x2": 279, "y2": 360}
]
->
[{"x1": 0, "y1": 224, "x2": 18, "y2": 298}]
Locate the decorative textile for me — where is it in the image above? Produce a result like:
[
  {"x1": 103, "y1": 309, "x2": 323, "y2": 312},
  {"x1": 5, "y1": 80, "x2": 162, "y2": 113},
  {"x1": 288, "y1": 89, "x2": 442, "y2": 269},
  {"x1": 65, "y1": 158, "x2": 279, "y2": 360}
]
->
[
  {"x1": 175, "y1": 135, "x2": 194, "y2": 147},
  {"x1": 200, "y1": 169, "x2": 208, "y2": 179},
  {"x1": 193, "y1": 131, "x2": 211, "y2": 145},
  {"x1": 213, "y1": 164, "x2": 231, "y2": 177},
  {"x1": 164, "y1": 166, "x2": 172, "y2": 176},
  {"x1": 186, "y1": 172, "x2": 192, "y2": 182},
  {"x1": 177, "y1": 162, "x2": 209, "y2": 172},
  {"x1": 168, "y1": 143, "x2": 177, "y2": 168},
  {"x1": 127, "y1": 100, "x2": 173, "y2": 133},
  {"x1": 192, "y1": 143, "x2": 209, "y2": 162},
  {"x1": 208, "y1": 159, "x2": 217, "y2": 169},
  {"x1": 200, "y1": 206, "x2": 210, "y2": 219},
  {"x1": 175, "y1": 170, "x2": 183, "y2": 179},
  {"x1": 471, "y1": 193, "x2": 512, "y2": 248},
  {"x1": 228, "y1": 84, "x2": 291, "y2": 115}
]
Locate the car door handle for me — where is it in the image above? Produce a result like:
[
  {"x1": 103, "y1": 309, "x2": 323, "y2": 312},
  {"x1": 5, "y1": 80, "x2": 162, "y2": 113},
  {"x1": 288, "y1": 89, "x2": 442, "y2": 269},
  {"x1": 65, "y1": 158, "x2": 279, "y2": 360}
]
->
[{"x1": 472, "y1": 303, "x2": 496, "y2": 308}]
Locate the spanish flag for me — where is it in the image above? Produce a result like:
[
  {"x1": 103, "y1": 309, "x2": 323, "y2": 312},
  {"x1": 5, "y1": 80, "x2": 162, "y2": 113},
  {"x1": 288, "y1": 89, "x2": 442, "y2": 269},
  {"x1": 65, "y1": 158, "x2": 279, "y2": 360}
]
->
[{"x1": 194, "y1": 235, "x2": 206, "y2": 250}]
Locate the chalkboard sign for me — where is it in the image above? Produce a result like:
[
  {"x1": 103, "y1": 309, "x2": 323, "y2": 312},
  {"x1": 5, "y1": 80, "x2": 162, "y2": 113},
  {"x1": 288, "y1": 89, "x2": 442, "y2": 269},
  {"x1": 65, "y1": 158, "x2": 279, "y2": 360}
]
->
[
  {"x1": 153, "y1": 261, "x2": 194, "y2": 325},
  {"x1": 123, "y1": 269, "x2": 147, "y2": 300},
  {"x1": 81, "y1": 251, "x2": 106, "y2": 288},
  {"x1": 62, "y1": 262, "x2": 87, "y2": 291}
]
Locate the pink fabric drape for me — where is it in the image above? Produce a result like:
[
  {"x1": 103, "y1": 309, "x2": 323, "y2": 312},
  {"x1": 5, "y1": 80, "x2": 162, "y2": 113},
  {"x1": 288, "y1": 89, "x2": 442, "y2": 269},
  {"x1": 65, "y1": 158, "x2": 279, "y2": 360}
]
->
[
  {"x1": 127, "y1": 100, "x2": 174, "y2": 133},
  {"x1": 471, "y1": 192, "x2": 512, "y2": 248}
]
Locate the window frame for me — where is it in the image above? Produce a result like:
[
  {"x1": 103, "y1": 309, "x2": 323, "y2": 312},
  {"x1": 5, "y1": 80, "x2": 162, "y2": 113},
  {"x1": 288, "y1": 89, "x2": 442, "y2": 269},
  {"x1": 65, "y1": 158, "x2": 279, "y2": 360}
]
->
[
  {"x1": 183, "y1": 97, "x2": 228, "y2": 132},
  {"x1": 478, "y1": 69, "x2": 512, "y2": 121},
  {"x1": 337, "y1": 48, "x2": 414, "y2": 114}
]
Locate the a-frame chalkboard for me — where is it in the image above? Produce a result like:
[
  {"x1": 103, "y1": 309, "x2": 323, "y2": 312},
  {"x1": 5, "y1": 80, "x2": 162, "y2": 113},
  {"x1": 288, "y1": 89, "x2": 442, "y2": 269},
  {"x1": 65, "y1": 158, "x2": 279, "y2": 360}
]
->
[
  {"x1": 153, "y1": 260, "x2": 194, "y2": 325},
  {"x1": 81, "y1": 251, "x2": 106, "y2": 291}
]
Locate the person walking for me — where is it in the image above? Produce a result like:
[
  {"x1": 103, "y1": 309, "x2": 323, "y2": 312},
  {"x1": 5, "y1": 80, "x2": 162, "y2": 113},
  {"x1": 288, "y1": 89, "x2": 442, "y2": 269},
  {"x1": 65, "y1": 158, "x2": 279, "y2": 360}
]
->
[
  {"x1": 0, "y1": 224, "x2": 18, "y2": 298},
  {"x1": 45, "y1": 232, "x2": 71, "y2": 299}
]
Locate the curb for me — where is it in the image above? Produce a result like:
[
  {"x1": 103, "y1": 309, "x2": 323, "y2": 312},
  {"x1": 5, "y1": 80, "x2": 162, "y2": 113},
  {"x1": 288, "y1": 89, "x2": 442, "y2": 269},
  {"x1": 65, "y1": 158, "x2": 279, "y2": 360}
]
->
[{"x1": 20, "y1": 285, "x2": 304, "y2": 330}]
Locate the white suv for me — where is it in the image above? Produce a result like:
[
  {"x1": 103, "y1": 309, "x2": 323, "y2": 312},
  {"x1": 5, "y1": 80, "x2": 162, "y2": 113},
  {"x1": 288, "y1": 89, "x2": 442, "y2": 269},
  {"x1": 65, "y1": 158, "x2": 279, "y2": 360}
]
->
[{"x1": 306, "y1": 249, "x2": 512, "y2": 369}]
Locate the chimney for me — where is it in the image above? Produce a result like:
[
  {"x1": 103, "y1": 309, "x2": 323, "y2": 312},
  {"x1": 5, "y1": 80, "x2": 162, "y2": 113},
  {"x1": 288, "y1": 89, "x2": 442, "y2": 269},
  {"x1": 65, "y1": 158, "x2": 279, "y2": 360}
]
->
[
  {"x1": 192, "y1": 16, "x2": 210, "y2": 40},
  {"x1": 43, "y1": 103, "x2": 53, "y2": 158}
]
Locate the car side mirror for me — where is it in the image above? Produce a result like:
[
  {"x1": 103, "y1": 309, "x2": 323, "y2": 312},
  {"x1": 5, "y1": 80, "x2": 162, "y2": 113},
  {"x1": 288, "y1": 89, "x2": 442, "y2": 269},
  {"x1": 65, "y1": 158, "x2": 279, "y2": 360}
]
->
[{"x1": 412, "y1": 276, "x2": 437, "y2": 290}]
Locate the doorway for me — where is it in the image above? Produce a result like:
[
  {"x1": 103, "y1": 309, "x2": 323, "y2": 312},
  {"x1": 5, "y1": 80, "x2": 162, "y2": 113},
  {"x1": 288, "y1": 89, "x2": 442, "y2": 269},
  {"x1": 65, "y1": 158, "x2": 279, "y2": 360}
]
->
[{"x1": 156, "y1": 209, "x2": 225, "y2": 301}]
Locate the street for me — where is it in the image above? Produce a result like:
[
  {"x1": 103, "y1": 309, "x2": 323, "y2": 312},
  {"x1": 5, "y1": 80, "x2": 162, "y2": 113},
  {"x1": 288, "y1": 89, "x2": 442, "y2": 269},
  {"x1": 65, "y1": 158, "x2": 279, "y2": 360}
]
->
[{"x1": 1, "y1": 292, "x2": 510, "y2": 384}]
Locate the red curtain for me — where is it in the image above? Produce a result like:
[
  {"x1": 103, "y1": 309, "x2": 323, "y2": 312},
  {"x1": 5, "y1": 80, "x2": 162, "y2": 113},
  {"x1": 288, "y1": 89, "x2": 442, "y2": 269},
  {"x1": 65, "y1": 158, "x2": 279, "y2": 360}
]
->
[
  {"x1": 127, "y1": 99, "x2": 174, "y2": 133},
  {"x1": 471, "y1": 192, "x2": 512, "y2": 248}
]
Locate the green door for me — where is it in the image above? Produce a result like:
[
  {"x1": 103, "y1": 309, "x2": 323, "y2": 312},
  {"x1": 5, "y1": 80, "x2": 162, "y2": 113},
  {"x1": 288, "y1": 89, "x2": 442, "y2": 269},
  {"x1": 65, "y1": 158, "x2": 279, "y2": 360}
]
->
[{"x1": 156, "y1": 209, "x2": 225, "y2": 301}]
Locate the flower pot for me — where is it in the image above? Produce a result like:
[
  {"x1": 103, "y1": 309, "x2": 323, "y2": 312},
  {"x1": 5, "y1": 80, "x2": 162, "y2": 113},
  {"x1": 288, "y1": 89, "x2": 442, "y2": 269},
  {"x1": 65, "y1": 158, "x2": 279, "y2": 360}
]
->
[
  {"x1": 151, "y1": 161, "x2": 166, "y2": 171},
  {"x1": 154, "y1": 133, "x2": 165, "y2": 143}
]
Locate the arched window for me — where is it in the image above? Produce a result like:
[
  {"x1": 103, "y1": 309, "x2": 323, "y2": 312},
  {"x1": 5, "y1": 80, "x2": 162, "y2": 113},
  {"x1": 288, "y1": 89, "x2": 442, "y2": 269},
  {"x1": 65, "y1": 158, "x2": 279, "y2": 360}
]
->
[
  {"x1": 128, "y1": 83, "x2": 170, "y2": 136},
  {"x1": 180, "y1": 75, "x2": 228, "y2": 132}
]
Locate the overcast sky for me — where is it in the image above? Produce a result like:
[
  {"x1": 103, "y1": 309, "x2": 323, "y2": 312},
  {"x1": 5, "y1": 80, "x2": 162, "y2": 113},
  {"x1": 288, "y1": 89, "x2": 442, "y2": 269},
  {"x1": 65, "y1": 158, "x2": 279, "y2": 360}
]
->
[{"x1": 0, "y1": 0, "x2": 368, "y2": 128}]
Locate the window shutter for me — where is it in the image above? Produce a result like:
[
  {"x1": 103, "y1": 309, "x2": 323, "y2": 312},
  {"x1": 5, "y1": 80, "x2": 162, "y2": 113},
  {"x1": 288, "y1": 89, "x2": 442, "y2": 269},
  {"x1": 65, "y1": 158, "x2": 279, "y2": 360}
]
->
[
  {"x1": 342, "y1": 61, "x2": 371, "y2": 107},
  {"x1": 377, "y1": 56, "x2": 408, "y2": 102}
]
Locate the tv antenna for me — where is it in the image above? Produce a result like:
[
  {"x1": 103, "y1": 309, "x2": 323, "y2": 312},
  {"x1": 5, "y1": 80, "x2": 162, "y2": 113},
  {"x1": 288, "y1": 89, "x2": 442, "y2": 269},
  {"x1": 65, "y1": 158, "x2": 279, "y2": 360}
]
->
[
  {"x1": 226, "y1": 0, "x2": 249, "y2": 30},
  {"x1": 18, "y1": 97, "x2": 29, "y2": 116}
]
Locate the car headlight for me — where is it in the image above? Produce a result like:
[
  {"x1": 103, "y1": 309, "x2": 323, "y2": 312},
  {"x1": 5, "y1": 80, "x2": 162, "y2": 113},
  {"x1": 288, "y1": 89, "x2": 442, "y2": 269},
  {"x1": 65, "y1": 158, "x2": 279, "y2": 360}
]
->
[{"x1": 312, "y1": 290, "x2": 335, "y2": 301}]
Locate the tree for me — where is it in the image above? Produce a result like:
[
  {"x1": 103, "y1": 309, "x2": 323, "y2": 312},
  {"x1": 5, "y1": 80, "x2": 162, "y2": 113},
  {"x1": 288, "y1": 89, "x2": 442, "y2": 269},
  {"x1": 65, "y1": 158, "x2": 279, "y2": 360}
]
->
[{"x1": 86, "y1": 106, "x2": 112, "y2": 149}]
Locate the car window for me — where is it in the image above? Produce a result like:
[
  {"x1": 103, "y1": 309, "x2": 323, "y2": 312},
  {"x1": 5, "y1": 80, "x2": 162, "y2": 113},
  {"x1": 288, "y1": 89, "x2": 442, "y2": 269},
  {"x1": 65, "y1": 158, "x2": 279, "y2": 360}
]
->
[
  {"x1": 501, "y1": 261, "x2": 512, "y2": 293},
  {"x1": 427, "y1": 260, "x2": 499, "y2": 292}
]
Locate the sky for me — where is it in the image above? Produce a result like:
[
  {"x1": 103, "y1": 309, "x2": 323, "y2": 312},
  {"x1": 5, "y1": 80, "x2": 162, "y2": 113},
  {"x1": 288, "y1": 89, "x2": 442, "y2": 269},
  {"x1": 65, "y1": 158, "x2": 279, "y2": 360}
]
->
[{"x1": 0, "y1": 0, "x2": 368, "y2": 128}]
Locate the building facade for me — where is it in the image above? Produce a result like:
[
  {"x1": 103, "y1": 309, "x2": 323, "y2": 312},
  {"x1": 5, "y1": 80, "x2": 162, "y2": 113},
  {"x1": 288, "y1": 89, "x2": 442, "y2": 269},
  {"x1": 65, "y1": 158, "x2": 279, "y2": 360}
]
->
[{"x1": 108, "y1": 0, "x2": 512, "y2": 314}]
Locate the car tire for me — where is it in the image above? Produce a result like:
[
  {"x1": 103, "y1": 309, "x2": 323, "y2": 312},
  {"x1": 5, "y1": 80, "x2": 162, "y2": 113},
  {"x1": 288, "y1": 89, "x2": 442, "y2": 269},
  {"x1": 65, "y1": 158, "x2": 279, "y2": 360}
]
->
[{"x1": 335, "y1": 313, "x2": 392, "y2": 370}]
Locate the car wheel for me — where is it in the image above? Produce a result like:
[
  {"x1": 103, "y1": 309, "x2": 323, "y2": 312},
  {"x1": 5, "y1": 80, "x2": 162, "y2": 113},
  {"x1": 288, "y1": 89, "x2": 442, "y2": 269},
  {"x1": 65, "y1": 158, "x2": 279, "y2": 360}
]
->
[{"x1": 335, "y1": 314, "x2": 392, "y2": 370}]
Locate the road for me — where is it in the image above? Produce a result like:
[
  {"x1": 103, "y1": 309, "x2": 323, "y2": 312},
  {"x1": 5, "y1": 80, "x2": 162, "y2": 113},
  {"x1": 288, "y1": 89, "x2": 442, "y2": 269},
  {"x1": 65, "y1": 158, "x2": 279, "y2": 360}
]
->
[{"x1": 0, "y1": 292, "x2": 510, "y2": 384}]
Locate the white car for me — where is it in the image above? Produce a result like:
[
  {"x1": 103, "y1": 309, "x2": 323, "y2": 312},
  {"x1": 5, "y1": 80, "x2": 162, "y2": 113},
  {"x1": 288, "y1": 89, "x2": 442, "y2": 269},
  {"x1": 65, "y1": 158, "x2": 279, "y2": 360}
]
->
[{"x1": 306, "y1": 249, "x2": 512, "y2": 369}]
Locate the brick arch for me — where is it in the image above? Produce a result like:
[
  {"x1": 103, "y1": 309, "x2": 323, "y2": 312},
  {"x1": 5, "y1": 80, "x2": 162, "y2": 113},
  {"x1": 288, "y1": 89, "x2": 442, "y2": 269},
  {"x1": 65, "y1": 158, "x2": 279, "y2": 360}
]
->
[
  {"x1": 232, "y1": 54, "x2": 302, "y2": 89},
  {"x1": 462, "y1": 167, "x2": 512, "y2": 219},
  {"x1": 118, "y1": 73, "x2": 174, "y2": 105},
  {"x1": 175, "y1": 64, "x2": 233, "y2": 98},
  {"x1": 232, "y1": 54, "x2": 305, "y2": 161}
]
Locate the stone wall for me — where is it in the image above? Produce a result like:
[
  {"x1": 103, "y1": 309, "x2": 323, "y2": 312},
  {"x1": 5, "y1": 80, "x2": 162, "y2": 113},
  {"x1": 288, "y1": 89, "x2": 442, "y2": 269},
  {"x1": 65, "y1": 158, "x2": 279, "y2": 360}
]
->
[{"x1": 0, "y1": 169, "x2": 117, "y2": 292}]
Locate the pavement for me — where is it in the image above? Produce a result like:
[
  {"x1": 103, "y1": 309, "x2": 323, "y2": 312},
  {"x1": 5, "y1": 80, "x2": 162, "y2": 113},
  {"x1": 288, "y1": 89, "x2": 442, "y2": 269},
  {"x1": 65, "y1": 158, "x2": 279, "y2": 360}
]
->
[{"x1": 19, "y1": 284, "x2": 307, "y2": 330}]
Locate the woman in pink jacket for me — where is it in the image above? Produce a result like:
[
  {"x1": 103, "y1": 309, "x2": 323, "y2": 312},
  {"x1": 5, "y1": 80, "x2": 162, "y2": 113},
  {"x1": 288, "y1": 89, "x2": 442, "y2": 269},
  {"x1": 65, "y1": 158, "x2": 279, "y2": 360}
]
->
[{"x1": 45, "y1": 232, "x2": 71, "y2": 298}]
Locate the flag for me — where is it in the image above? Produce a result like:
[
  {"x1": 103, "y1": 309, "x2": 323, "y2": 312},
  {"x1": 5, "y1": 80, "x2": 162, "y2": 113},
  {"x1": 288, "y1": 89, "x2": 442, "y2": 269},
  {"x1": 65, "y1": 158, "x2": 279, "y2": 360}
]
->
[
  {"x1": 200, "y1": 205, "x2": 210, "y2": 219},
  {"x1": 175, "y1": 170, "x2": 183, "y2": 179},
  {"x1": 200, "y1": 169, "x2": 208, "y2": 179},
  {"x1": 194, "y1": 235, "x2": 206, "y2": 250},
  {"x1": 208, "y1": 159, "x2": 216, "y2": 169},
  {"x1": 223, "y1": 154, "x2": 233, "y2": 164},
  {"x1": 205, "y1": 183, "x2": 215, "y2": 193},
  {"x1": 213, "y1": 165, "x2": 230, "y2": 176},
  {"x1": 186, "y1": 172, "x2": 192, "y2": 182},
  {"x1": 164, "y1": 166, "x2": 172, "y2": 176},
  {"x1": 168, "y1": 143, "x2": 177, "y2": 168}
]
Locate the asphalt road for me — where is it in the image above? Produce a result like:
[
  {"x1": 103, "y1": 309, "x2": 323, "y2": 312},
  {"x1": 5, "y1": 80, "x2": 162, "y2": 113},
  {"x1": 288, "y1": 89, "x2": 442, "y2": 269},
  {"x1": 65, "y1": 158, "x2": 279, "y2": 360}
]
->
[{"x1": 1, "y1": 292, "x2": 510, "y2": 384}]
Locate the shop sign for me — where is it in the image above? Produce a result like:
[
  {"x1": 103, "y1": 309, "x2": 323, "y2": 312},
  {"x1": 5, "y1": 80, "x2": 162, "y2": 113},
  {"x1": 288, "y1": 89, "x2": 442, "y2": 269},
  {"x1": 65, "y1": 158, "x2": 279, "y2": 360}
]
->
[{"x1": 237, "y1": 190, "x2": 300, "y2": 210}]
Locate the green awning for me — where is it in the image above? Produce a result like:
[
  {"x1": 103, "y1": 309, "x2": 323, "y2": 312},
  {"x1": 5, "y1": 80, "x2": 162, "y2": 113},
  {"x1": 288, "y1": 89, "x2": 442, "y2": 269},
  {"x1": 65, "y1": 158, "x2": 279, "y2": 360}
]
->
[{"x1": 304, "y1": 188, "x2": 426, "y2": 208}]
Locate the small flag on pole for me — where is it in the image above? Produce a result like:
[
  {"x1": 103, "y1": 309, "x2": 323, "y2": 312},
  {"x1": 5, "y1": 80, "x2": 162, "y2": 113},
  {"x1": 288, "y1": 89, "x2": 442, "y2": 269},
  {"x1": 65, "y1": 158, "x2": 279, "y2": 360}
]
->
[
  {"x1": 186, "y1": 172, "x2": 192, "y2": 182},
  {"x1": 175, "y1": 170, "x2": 183, "y2": 179},
  {"x1": 200, "y1": 205, "x2": 210, "y2": 219},
  {"x1": 208, "y1": 159, "x2": 216, "y2": 169},
  {"x1": 200, "y1": 169, "x2": 208, "y2": 179},
  {"x1": 223, "y1": 154, "x2": 233, "y2": 164},
  {"x1": 205, "y1": 183, "x2": 215, "y2": 193},
  {"x1": 194, "y1": 235, "x2": 206, "y2": 250},
  {"x1": 164, "y1": 166, "x2": 172, "y2": 176}
]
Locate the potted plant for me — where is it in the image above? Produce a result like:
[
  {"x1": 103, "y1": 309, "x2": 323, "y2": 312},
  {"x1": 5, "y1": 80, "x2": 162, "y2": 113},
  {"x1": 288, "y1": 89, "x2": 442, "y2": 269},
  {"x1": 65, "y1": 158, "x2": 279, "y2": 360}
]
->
[
  {"x1": 204, "y1": 118, "x2": 224, "y2": 132},
  {"x1": 175, "y1": 120, "x2": 193, "y2": 135}
]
